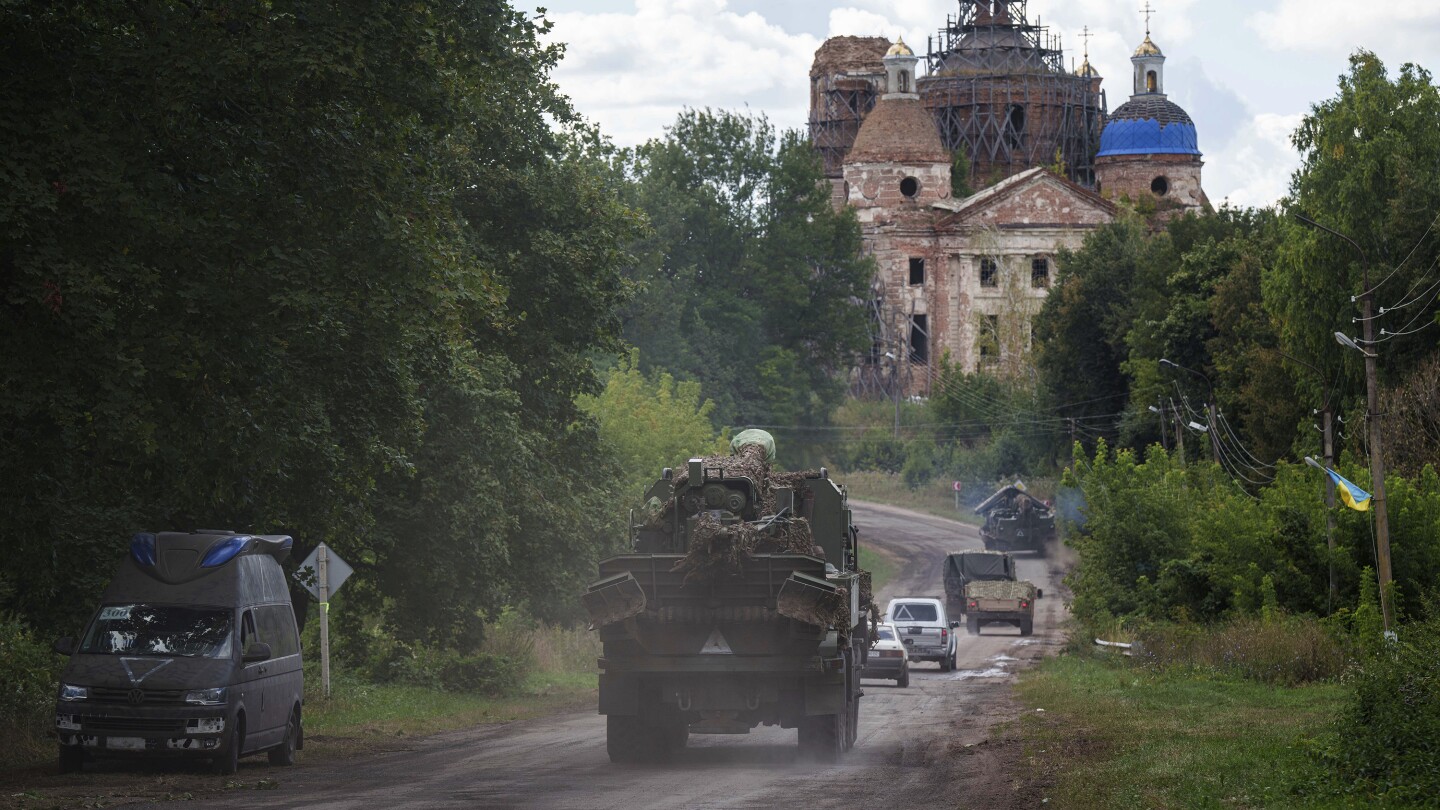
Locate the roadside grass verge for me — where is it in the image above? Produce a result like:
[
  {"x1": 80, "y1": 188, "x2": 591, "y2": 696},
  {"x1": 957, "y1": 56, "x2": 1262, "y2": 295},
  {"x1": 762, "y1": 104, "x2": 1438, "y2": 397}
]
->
[
  {"x1": 843, "y1": 471, "x2": 982, "y2": 526},
  {"x1": 301, "y1": 670, "x2": 595, "y2": 756},
  {"x1": 858, "y1": 543, "x2": 897, "y2": 594},
  {"x1": 1016, "y1": 654, "x2": 1348, "y2": 809}
]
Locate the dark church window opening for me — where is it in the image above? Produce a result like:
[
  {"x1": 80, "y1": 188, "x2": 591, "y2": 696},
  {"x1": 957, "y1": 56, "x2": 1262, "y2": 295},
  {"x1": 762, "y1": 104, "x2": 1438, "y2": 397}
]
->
[
  {"x1": 900, "y1": 176, "x2": 920, "y2": 198},
  {"x1": 899, "y1": 70, "x2": 911, "y2": 93},
  {"x1": 909, "y1": 315, "x2": 929, "y2": 364},
  {"x1": 1147, "y1": 70, "x2": 1158, "y2": 93},
  {"x1": 1151, "y1": 176, "x2": 1170, "y2": 196},
  {"x1": 1031, "y1": 257, "x2": 1050, "y2": 288},
  {"x1": 980, "y1": 257, "x2": 998, "y2": 287},
  {"x1": 1005, "y1": 105, "x2": 1026, "y2": 149},
  {"x1": 909, "y1": 257, "x2": 926, "y2": 286}
]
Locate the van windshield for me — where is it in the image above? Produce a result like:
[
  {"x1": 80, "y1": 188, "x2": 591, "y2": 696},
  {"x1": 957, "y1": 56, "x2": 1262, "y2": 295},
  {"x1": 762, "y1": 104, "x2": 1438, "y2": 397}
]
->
[{"x1": 79, "y1": 604, "x2": 233, "y2": 659}]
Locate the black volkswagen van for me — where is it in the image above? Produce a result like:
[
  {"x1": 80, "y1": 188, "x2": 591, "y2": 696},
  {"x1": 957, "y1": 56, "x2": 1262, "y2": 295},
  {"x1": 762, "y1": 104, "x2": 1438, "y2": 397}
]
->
[{"x1": 53, "y1": 531, "x2": 304, "y2": 774}]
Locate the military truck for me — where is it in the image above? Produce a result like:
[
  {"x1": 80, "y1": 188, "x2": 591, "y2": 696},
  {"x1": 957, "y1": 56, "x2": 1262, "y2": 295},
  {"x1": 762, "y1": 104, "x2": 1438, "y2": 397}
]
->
[
  {"x1": 582, "y1": 430, "x2": 871, "y2": 763},
  {"x1": 943, "y1": 549, "x2": 1042, "y2": 636},
  {"x1": 976, "y1": 482, "x2": 1056, "y2": 554}
]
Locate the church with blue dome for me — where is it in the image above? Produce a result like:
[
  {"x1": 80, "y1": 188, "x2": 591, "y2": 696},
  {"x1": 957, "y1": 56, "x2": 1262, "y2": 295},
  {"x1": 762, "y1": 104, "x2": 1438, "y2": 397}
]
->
[{"x1": 1094, "y1": 22, "x2": 1209, "y2": 210}]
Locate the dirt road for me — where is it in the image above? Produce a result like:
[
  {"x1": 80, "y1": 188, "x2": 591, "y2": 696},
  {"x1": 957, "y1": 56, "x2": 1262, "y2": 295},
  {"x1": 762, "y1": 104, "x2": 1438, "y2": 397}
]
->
[{"x1": 26, "y1": 501, "x2": 1071, "y2": 809}]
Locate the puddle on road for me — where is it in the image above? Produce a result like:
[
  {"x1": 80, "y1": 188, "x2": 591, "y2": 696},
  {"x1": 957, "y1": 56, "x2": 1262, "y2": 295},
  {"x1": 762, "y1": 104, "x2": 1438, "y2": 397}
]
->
[
  {"x1": 990, "y1": 655, "x2": 1018, "y2": 663},
  {"x1": 949, "y1": 667, "x2": 1012, "y2": 680}
]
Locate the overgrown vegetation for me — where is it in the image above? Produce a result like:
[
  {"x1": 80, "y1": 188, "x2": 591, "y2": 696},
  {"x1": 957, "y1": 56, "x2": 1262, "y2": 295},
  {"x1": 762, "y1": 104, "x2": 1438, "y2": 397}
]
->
[{"x1": 1018, "y1": 654, "x2": 1346, "y2": 809}]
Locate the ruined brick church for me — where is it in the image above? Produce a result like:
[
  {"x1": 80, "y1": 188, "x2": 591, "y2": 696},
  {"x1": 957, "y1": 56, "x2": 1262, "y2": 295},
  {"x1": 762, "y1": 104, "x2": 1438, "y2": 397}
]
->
[{"x1": 811, "y1": 0, "x2": 1208, "y2": 395}]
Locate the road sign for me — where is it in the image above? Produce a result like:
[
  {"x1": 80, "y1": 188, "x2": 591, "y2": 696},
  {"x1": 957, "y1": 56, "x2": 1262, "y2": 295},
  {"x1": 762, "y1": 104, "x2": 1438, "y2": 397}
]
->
[
  {"x1": 295, "y1": 543, "x2": 353, "y2": 601},
  {"x1": 953, "y1": 481, "x2": 963, "y2": 492},
  {"x1": 294, "y1": 544, "x2": 352, "y2": 697}
]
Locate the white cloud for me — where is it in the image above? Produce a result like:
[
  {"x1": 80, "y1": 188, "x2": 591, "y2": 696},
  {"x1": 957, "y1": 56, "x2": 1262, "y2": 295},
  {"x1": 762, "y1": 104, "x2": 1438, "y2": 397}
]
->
[
  {"x1": 1250, "y1": 0, "x2": 1440, "y2": 54},
  {"x1": 541, "y1": 0, "x2": 820, "y2": 144},
  {"x1": 1204, "y1": 112, "x2": 1304, "y2": 208}
]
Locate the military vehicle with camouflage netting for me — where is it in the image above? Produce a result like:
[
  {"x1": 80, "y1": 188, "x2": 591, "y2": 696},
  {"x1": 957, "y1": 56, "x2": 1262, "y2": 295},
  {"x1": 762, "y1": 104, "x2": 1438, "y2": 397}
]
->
[
  {"x1": 582, "y1": 430, "x2": 874, "y2": 763},
  {"x1": 943, "y1": 549, "x2": 1042, "y2": 636},
  {"x1": 975, "y1": 481, "x2": 1056, "y2": 554}
]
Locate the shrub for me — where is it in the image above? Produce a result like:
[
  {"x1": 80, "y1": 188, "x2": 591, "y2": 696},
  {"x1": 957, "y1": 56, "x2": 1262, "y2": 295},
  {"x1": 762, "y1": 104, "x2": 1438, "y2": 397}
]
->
[
  {"x1": 0, "y1": 615, "x2": 62, "y2": 766},
  {"x1": 364, "y1": 640, "x2": 526, "y2": 697},
  {"x1": 1132, "y1": 615, "x2": 1353, "y2": 686},
  {"x1": 1313, "y1": 609, "x2": 1440, "y2": 801}
]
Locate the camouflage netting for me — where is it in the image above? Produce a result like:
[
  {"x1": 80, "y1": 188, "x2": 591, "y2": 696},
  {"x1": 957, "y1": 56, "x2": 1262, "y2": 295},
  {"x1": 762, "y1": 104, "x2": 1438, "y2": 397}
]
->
[
  {"x1": 671, "y1": 512, "x2": 758, "y2": 583},
  {"x1": 654, "y1": 438, "x2": 875, "y2": 634}
]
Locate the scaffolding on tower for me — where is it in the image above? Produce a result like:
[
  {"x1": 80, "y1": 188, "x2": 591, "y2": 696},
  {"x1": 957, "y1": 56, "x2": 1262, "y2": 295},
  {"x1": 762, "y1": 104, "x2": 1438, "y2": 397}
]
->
[{"x1": 924, "y1": 0, "x2": 1106, "y2": 187}]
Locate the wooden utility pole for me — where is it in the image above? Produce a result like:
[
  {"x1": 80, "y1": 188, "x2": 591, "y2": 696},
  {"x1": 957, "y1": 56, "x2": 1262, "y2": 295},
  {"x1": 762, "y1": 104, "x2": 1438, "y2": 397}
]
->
[
  {"x1": 1171, "y1": 399, "x2": 1186, "y2": 466},
  {"x1": 1206, "y1": 403, "x2": 1221, "y2": 462},
  {"x1": 1322, "y1": 407, "x2": 1338, "y2": 611},
  {"x1": 1358, "y1": 276, "x2": 1395, "y2": 632},
  {"x1": 1295, "y1": 213, "x2": 1393, "y2": 632}
]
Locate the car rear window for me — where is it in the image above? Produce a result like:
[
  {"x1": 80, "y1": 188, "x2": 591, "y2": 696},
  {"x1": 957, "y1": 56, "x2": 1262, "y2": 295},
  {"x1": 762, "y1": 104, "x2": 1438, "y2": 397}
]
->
[
  {"x1": 877, "y1": 627, "x2": 895, "y2": 641},
  {"x1": 892, "y1": 603, "x2": 938, "y2": 622}
]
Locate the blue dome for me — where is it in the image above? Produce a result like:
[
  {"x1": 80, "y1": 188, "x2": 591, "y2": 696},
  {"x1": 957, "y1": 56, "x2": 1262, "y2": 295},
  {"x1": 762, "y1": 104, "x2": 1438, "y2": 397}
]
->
[{"x1": 1097, "y1": 97, "x2": 1200, "y2": 157}]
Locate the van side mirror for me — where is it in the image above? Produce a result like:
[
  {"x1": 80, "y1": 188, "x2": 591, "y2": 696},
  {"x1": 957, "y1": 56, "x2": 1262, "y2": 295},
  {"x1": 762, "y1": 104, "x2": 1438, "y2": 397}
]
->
[
  {"x1": 1036, "y1": 589, "x2": 1044, "y2": 599},
  {"x1": 948, "y1": 621, "x2": 960, "y2": 629},
  {"x1": 53, "y1": 637, "x2": 75, "y2": 656},
  {"x1": 243, "y1": 642, "x2": 272, "y2": 663}
]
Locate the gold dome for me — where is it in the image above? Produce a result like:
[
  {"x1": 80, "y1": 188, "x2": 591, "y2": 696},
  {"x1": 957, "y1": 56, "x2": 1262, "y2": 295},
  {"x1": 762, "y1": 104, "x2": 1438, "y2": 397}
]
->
[
  {"x1": 886, "y1": 36, "x2": 914, "y2": 57},
  {"x1": 1133, "y1": 35, "x2": 1163, "y2": 57},
  {"x1": 1076, "y1": 58, "x2": 1100, "y2": 78}
]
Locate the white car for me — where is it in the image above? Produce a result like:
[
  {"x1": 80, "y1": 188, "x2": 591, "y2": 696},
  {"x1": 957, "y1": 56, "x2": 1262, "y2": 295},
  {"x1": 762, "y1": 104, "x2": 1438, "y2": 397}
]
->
[
  {"x1": 861, "y1": 623, "x2": 910, "y2": 687},
  {"x1": 884, "y1": 597, "x2": 958, "y2": 672}
]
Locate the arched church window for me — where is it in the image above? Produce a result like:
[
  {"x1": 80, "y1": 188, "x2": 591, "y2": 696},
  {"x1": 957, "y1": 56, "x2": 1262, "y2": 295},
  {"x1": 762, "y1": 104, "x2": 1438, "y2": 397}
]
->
[
  {"x1": 1147, "y1": 70, "x2": 1158, "y2": 93},
  {"x1": 899, "y1": 70, "x2": 910, "y2": 93},
  {"x1": 1005, "y1": 105, "x2": 1026, "y2": 149}
]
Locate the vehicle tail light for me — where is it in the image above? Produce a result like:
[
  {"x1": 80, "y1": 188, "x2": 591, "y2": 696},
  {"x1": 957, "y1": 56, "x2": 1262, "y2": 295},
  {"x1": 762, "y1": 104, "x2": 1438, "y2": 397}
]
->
[
  {"x1": 1020, "y1": 600, "x2": 1030, "y2": 609},
  {"x1": 880, "y1": 650, "x2": 902, "y2": 658},
  {"x1": 968, "y1": 601, "x2": 978, "y2": 609},
  {"x1": 941, "y1": 628, "x2": 948, "y2": 641}
]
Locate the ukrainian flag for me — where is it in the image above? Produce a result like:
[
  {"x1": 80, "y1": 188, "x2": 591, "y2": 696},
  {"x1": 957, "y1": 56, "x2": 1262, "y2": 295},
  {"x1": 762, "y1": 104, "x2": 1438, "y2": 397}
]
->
[{"x1": 1326, "y1": 469, "x2": 1372, "y2": 512}]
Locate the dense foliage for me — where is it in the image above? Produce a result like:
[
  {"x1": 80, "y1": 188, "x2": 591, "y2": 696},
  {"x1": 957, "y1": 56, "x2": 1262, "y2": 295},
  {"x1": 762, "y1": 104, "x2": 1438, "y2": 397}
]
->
[
  {"x1": 616, "y1": 109, "x2": 873, "y2": 430},
  {"x1": 579, "y1": 350, "x2": 730, "y2": 501},
  {"x1": 0, "y1": 0, "x2": 639, "y2": 645}
]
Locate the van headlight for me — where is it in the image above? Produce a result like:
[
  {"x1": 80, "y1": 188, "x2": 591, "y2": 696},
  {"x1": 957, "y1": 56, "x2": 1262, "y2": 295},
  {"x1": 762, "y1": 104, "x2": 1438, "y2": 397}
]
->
[
  {"x1": 184, "y1": 687, "x2": 227, "y2": 706},
  {"x1": 59, "y1": 683, "x2": 88, "y2": 702}
]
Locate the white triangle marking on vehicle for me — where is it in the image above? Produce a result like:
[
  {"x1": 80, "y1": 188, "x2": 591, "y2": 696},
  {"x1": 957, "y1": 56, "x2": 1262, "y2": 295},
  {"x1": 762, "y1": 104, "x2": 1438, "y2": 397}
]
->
[
  {"x1": 120, "y1": 657, "x2": 173, "y2": 685},
  {"x1": 700, "y1": 628, "x2": 733, "y2": 655}
]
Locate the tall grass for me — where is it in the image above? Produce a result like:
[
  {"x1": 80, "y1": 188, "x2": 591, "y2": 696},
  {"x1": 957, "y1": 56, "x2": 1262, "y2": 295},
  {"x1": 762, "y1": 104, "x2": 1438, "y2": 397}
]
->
[{"x1": 1117, "y1": 616, "x2": 1354, "y2": 686}]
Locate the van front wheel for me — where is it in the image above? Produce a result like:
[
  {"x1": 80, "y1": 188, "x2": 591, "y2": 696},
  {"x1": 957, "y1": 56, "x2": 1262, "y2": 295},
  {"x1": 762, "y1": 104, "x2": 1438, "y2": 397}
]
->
[
  {"x1": 269, "y1": 709, "x2": 299, "y2": 766},
  {"x1": 214, "y1": 719, "x2": 242, "y2": 775}
]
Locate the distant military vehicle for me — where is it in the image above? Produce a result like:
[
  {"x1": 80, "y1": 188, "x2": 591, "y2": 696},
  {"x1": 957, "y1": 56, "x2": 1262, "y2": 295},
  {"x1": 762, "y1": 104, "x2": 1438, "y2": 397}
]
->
[
  {"x1": 976, "y1": 481, "x2": 1056, "y2": 554},
  {"x1": 943, "y1": 549, "x2": 1042, "y2": 636},
  {"x1": 582, "y1": 430, "x2": 872, "y2": 763}
]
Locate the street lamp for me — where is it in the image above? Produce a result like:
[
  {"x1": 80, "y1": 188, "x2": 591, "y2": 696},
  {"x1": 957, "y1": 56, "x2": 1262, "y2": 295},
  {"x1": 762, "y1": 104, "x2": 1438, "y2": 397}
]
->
[
  {"x1": 1335, "y1": 331, "x2": 1376, "y2": 358},
  {"x1": 1294, "y1": 210, "x2": 1394, "y2": 631}
]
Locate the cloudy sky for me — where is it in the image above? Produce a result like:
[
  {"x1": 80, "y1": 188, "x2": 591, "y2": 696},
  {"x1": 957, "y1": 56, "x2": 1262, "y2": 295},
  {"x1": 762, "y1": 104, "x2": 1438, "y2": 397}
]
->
[{"x1": 515, "y1": 0, "x2": 1440, "y2": 208}]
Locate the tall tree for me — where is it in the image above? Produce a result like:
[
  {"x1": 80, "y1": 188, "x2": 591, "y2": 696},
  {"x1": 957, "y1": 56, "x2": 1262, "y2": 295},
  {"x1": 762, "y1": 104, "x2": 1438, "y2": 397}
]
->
[
  {"x1": 619, "y1": 110, "x2": 872, "y2": 430},
  {"x1": 1268, "y1": 52, "x2": 1440, "y2": 413},
  {"x1": 0, "y1": 0, "x2": 639, "y2": 643}
]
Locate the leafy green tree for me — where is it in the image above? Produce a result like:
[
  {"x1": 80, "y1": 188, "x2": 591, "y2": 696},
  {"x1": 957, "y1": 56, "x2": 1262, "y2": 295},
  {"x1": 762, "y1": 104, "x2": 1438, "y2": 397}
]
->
[
  {"x1": 0, "y1": 1, "x2": 639, "y2": 643},
  {"x1": 579, "y1": 350, "x2": 729, "y2": 500},
  {"x1": 619, "y1": 109, "x2": 872, "y2": 429},
  {"x1": 1269, "y1": 52, "x2": 1440, "y2": 407},
  {"x1": 1033, "y1": 217, "x2": 1153, "y2": 446}
]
